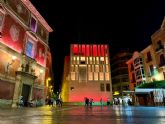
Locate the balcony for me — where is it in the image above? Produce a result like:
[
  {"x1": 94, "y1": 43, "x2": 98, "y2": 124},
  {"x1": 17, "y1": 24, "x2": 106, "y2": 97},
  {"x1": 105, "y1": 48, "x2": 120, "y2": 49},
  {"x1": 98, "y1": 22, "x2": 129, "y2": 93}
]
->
[
  {"x1": 146, "y1": 58, "x2": 152, "y2": 63},
  {"x1": 159, "y1": 61, "x2": 165, "y2": 68},
  {"x1": 155, "y1": 45, "x2": 164, "y2": 53}
]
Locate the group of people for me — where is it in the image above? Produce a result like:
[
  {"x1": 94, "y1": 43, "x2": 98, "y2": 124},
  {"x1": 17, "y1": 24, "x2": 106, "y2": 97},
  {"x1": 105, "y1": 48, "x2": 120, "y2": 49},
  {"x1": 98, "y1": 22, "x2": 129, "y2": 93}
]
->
[
  {"x1": 45, "y1": 92, "x2": 63, "y2": 107},
  {"x1": 84, "y1": 97, "x2": 111, "y2": 107},
  {"x1": 84, "y1": 97, "x2": 94, "y2": 107}
]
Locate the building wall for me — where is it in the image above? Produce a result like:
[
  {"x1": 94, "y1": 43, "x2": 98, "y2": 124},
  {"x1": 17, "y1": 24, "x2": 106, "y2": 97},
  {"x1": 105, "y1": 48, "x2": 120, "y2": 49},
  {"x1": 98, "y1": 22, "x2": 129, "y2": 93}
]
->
[
  {"x1": 111, "y1": 51, "x2": 132, "y2": 96},
  {"x1": 0, "y1": 0, "x2": 53, "y2": 106},
  {"x1": 127, "y1": 18, "x2": 165, "y2": 91},
  {"x1": 64, "y1": 44, "x2": 112, "y2": 103}
]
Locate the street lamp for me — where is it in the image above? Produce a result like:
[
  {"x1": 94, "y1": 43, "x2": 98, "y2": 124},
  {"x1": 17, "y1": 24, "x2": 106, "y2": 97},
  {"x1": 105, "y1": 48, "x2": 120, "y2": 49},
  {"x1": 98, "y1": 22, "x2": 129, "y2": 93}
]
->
[{"x1": 46, "y1": 77, "x2": 51, "y2": 87}]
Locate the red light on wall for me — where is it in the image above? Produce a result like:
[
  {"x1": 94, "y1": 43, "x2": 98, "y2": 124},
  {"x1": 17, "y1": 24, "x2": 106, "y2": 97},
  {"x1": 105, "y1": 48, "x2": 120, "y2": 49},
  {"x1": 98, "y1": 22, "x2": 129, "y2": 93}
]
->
[
  {"x1": 82, "y1": 45, "x2": 85, "y2": 56},
  {"x1": 105, "y1": 45, "x2": 108, "y2": 56},
  {"x1": 93, "y1": 45, "x2": 97, "y2": 56},
  {"x1": 79, "y1": 45, "x2": 81, "y2": 55},
  {"x1": 73, "y1": 44, "x2": 78, "y2": 55},
  {"x1": 101, "y1": 45, "x2": 105, "y2": 56},
  {"x1": 86, "y1": 45, "x2": 90, "y2": 56},
  {"x1": 98, "y1": 45, "x2": 100, "y2": 57}
]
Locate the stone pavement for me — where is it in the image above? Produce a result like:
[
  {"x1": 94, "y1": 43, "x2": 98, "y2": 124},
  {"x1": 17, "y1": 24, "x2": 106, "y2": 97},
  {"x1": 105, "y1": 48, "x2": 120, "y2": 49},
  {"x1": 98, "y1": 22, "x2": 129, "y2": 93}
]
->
[{"x1": 0, "y1": 105, "x2": 165, "y2": 124}]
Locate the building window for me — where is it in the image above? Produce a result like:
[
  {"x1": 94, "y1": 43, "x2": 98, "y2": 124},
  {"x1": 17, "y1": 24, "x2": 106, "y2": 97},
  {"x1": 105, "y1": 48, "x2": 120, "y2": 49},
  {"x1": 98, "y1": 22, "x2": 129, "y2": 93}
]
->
[
  {"x1": 106, "y1": 65, "x2": 109, "y2": 72},
  {"x1": 88, "y1": 72, "x2": 93, "y2": 80},
  {"x1": 99, "y1": 72, "x2": 104, "y2": 80},
  {"x1": 70, "y1": 87, "x2": 74, "y2": 90},
  {"x1": 131, "y1": 64, "x2": 134, "y2": 71},
  {"x1": 105, "y1": 57, "x2": 108, "y2": 64},
  {"x1": 100, "y1": 83, "x2": 105, "y2": 91},
  {"x1": 88, "y1": 65, "x2": 91, "y2": 72},
  {"x1": 25, "y1": 39, "x2": 35, "y2": 58},
  {"x1": 95, "y1": 65, "x2": 99, "y2": 72},
  {"x1": 99, "y1": 65, "x2": 103, "y2": 72},
  {"x1": 94, "y1": 72, "x2": 98, "y2": 80},
  {"x1": 30, "y1": 16, "x2": 37, "y2": 32},
  {"x1": 106, "y1": 83, "x2": 110, "y2": 91},
  {"x1": 149, "y1": 65, "x2": 154, "y2": 76},
  {"x1": 89, "y1": 57, "x2": 92, "y2": 64},
  {"x1": 96, "y1": 57, "x2": 99, "y2": 64},
  {"x1": 105, "y1": 73, "x2": 110, "y2": 81},
  {"x1": 71, "y1": 72, "x2": 75, "y2": 80},
  {"x1": 160, "y1": 54, "x2": 165, "y2": 67},
  {"x1": 146, "y1": 51, "x2": 152, "y2": 62}
]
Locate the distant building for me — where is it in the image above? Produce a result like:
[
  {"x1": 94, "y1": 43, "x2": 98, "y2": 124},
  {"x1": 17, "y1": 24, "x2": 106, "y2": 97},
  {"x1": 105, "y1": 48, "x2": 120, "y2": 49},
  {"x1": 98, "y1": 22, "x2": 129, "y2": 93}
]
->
[
  {"x1": 111, "y1": 51, "x2": 132, "y2": 96},
  {"x1": 61, "y1": 44, "x2": 112, "y2": 104},
  {"x1": 0, "y1": 0, "x2": 53, "y2": 107},
  {"x1": 127, "y1": 17, "x2": 165, "y2": 90}
]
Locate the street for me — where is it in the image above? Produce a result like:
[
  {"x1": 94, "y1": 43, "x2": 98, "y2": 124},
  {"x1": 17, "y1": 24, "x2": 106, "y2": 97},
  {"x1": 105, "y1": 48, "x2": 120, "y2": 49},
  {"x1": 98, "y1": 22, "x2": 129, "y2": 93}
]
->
[{"x1": 0, "y1": 105, "x2": 165, "y2": 124}]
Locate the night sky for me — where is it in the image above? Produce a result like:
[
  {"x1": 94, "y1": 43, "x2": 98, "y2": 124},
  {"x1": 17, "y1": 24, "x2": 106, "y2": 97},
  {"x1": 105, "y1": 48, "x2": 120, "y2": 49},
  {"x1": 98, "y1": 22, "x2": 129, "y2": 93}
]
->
[{"x1": 30, "y1": 0, "x2": 165, "y2": 91}]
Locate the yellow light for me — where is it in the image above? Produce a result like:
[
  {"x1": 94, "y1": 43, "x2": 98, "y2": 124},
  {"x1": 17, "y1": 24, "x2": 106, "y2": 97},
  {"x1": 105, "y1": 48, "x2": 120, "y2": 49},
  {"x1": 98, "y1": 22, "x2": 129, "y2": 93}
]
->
[
  {"x1": 12, "y1": 56, "x2": 16, "y2": 60},
  {"x1": 113, "y1": 91, "x2": 120, "y2": 96},
  {"x1": 46, "y1": 77, "x2": 51, "y2": 87}
]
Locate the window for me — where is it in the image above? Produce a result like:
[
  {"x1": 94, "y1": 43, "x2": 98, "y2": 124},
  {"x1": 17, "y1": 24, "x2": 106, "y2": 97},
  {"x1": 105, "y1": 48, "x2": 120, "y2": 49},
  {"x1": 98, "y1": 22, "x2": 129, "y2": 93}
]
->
[
  {"x1": 94, "y1": 72, "x2": 98, "y2": 80},
  {"x1": 25, "y1": 40, "x2": 34, "y2": 58},
  {"x1": 100, "y1": 83, "x2": 105, "y2": 91},
  {"x1": 30, "y1": 16, "x2": 37, "y2": 32},
  {"x1": 146, "y1": 51, "x2": 152, "y2": 62},
  {"x1": 106, "y1": 83, "x2": 110, "y2": 91},
  {"x1": 80, "y1": 61, "x2": 85, "y2": 64},
  {"x1": 105, "y1": 73, "x2": 110, "y2": 81},
  {"x1": 149, "y1": 65, "x2": 154, "y2": 76},
  {"x1": 88, "y1": 72, "x2": 93, "y2": 80},
  {"x1": 70, "y1": 87, "x2": 74, "y2": 90},
  {"x1": 160, "y1": 54, "x2": 165, "y2": 66},
  {"x1": 99, "y1": 72, "x2": 104, "y2": 80}
]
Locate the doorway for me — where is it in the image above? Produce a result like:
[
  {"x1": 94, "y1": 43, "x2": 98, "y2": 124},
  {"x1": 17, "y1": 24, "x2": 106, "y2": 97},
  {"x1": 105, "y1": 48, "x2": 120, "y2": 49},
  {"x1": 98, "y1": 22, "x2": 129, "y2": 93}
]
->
[{"x1": 21, "y1": 84, "x2": 31, "y2": 106}]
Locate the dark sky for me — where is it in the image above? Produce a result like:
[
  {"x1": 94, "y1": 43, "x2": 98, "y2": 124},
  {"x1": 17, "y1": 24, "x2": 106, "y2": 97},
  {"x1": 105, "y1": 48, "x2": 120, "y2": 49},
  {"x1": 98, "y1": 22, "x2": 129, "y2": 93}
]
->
[{"x1": 30, "y1": 0, "x2": 165, "y2": 91}]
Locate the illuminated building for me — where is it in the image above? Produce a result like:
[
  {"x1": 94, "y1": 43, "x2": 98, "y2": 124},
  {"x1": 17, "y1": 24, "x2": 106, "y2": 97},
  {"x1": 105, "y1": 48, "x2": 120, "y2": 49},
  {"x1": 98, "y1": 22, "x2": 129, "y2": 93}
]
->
[
  {"x1": 0, "y1": 0, "x2": 53, "y2": 107},
  {"x1": 61, "y1": 44, "x2": 112, "y2": 104},
  {"x1": 127, "y1": 17, "x2": 165, "y2": 91},
  {"x1": 111, "y1": 51, "x2": 132, "y2": 96}
]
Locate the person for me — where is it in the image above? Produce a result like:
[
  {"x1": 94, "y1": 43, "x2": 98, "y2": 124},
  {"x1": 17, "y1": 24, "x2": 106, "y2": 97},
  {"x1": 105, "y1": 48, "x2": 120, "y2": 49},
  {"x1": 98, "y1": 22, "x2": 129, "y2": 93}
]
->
[
  {"x1": 84, "y1": 97, "x2": 89, "y2": 107},
  {"x1": 89, "y1": 98, "x2": 94, "y2": 107},
  {"x1": 100, "y1": 98, "x2": 103, "y2": 106},
  {"x1": 107, "y1": 98, "x2": 110, "y2": 106},
  {"x1": 18, "y1": 96, "x2": 24, "y2": 107}
]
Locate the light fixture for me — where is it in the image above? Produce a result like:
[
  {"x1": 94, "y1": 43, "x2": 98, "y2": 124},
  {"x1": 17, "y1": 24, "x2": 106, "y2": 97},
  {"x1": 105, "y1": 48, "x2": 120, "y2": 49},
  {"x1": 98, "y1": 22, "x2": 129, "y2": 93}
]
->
[{"x1": 6, "y1": 56, "x2": 16, "y2": 75}]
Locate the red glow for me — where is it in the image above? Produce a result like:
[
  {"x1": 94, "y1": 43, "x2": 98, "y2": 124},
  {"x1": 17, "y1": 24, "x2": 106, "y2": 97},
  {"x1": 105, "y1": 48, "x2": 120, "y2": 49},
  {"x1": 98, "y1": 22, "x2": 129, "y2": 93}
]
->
[
  {"x1": 90, "y1": 45, "x2": 92, "y2": 56},
  {"x1": 105, "y1": 45, "x2": 108, "y2": 56},
  {"x1": 93, "y1": 45, "x2": 97, "y2": 56},
  {"x1": 69, "y1": 90, "x2": 111, "y2": 102},
  {"x1": 101, "y1": 45, "x2": 105, "y2": 56},
  {"x1": 36, "y1": 41, "x2": 46, "y2": 67},
  {"x1": 2, "y1": 15, "x2": 24, "y2": 53},
  {"x1": 86, "y1": 45, "x2": 90, "y2": 56},
  {"x1": 82, "y1": 45, "x2": 85, "y2": 56},
  {"x1": 98, "y1": 45, "x2": 100, "y2": 56},
  {"x1": 73, "y1": 44, "x2": 78, "y2": 55},
  {"x1": 72, "y1": 44, "x2": 108, "y2": 57},
  {"x1": 79, "y1": 45, "x2": 81, "y2": 55}
]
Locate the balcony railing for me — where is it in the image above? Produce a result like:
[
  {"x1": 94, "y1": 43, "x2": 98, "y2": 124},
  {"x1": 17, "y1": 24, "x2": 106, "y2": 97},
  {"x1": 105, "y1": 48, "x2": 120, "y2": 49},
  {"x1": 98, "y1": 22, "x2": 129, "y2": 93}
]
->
[
  {"x1": 159, "y1": 61, "x2": 165, "y2": 68},
  {"x1": 155, "y1": 45, "x2": 164, "y2": 53}
]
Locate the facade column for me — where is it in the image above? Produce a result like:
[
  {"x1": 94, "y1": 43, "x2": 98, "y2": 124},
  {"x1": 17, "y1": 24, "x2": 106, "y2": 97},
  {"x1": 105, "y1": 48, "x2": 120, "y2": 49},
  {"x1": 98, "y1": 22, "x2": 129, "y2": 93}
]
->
[{"x1": 12, "y1": 75, "x2": 22, "y2": 108}]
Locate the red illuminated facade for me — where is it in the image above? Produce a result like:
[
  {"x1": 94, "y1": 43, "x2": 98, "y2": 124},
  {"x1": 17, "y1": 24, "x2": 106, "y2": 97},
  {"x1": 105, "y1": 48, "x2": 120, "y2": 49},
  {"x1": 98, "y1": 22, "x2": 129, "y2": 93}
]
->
[
  {"x1": 62, "y1": 44, "x2": 112, "y2": 104},
  {"x1": 0, "y1": 0, "x2": 53, "y2": 107}
]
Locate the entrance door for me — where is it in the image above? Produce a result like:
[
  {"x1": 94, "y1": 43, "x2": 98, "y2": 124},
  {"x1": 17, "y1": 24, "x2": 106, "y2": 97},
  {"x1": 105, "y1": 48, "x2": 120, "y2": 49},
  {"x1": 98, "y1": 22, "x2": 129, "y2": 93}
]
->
[{"x1": 21, "y1": 84, "x2": 31, "y2": 106}]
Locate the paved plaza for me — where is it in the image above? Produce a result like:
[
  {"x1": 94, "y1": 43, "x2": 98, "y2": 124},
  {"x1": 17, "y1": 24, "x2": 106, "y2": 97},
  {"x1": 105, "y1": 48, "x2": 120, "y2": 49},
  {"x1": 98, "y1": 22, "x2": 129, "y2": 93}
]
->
[{"x1": 0, "y1": 105, "x2": 165, "y2": 124}]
